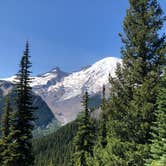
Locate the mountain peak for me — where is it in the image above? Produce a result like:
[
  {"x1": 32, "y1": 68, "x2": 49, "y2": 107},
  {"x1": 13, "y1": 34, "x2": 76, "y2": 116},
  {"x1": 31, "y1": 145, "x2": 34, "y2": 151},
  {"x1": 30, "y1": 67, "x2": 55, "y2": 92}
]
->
[
  {"x1": 37, "y1": 67, "x2": 67, "y2": 77},
  {"x1": 50, "y1": 67, "x2": 61, "y2": 72},
  {"x1": 32, "y1": 67, "x2": 68, "y2": 87},
  {"x1": 93, "y1": 57, "x2": 121, "y2": 67},
  {"x1": 0, "y1": 56, "x2": 122, "y2": 124}
]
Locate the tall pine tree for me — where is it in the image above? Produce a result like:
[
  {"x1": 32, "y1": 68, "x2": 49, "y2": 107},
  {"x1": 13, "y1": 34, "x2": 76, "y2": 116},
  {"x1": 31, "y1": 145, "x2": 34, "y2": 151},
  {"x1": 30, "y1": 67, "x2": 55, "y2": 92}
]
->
[
  {"x1": 72, "y1": 91, "x2": 95, "y2": 166},
  {"x1": 107, "y1": 0, "x2": 166, "y2": 165},
  {"x1": 11, "y1": 41, "x2": 35, "y2": 166}
]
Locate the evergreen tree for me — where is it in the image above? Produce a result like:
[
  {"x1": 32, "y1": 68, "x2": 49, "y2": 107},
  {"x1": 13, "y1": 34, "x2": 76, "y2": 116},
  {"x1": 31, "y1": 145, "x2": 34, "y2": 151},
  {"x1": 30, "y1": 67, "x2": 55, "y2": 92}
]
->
[
  {"x1": 0, "y1": 96, "x2": 12, "y2": 165},
  {"x1": 10, "y1": 41, "x2": 35, "y2": 166},
  {"x1": 0, "y1": 97, "x2": 11, "y2": 165},
  {"x1": 2, "y1": 107, "x2": 22, "y2": 165},
  {"x1": 0, "y1": 139, "x2": 3, "y2": 165},
  {"x1": 0, "y1": 96, "x2": 20, "y2": 166},
  {"x1": 146, "y1": 68, "x2": 166, "y2": 165},
  {"x1": 107, "y1": 0, "x2": 166, "y2": 165},
  {"x1": 87, "y1": 85, "x2": 109, "y2": 165},
  {"x1": 100, "y1": 85, "x2": 107, "y2": 148},
  {"x1": 48, "y1": 160, "x2": 54, "y2": 166},
  {"x1": 1, "y1": 96, "x2": 11, "y2": 138},
  {"x1": 72, "y1": 91, "x2": 95, "y2": 166}
]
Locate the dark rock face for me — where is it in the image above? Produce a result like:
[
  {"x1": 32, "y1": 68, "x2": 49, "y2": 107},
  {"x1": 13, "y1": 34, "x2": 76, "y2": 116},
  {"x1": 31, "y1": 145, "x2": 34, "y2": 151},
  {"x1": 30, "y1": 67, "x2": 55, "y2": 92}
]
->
[{"x1": 0, "y1": 80, "x2": 58, "y2": 129}]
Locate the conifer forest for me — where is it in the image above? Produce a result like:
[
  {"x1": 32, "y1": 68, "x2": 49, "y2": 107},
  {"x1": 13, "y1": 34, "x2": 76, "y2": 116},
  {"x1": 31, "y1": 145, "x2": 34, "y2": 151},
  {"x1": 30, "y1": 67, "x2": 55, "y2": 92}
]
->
[{"x1": 0, "y1": 0, "x2": 166, "y2": 165}]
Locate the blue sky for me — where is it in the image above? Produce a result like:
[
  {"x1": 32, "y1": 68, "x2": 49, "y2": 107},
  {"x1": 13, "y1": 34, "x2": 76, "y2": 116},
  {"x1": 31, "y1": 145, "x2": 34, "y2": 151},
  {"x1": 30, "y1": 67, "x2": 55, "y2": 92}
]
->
[{"x1": 0, "y1": 0, "x2": 165, "y2": 78}]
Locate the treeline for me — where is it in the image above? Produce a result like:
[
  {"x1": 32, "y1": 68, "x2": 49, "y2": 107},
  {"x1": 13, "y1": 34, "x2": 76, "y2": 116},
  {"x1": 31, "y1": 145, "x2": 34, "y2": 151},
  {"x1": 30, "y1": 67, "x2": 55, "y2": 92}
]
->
[
  {"x1": 0, "y1": 42, "x2": 35, "y2": 165},
  {"x1": 71, "y1": 0, "x2": 166, "y2": 166}
]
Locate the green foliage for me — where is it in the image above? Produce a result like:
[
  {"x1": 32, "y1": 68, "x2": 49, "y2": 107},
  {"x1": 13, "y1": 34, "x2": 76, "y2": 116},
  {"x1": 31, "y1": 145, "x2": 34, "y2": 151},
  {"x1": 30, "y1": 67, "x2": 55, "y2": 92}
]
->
[
  {"x1": 1, "y1": 96, "x2": 11, "y2": 138},
  {"x1": 33, "y1": 93, "x2": 101, "y2": 166},
  {"x1": 33, "y1": 120, "x2": 60, "y2": 138},
  {"x1": 0, "y1": 1, "x2": 165, "y2": 165},
  {"x1": 0, "y1": 139, "x2": 3, "y2": 164},
  {"x1": 0, "y1": 96, "x2": 12, "y2": 165},
  {"x1": 0, "y1": 97, "x2": 21, "y2": 165},
  {"x1": 72, "y1": 91, "x2": 96, "y2": 166},
  {"x1": 33, "y1": 121, "x2": 78, "y2": 166},
  {"x1": 94, "y1": 0, "x2": 166, "y2": 165},
  {"x1": 99, "y1": 85, "x2": 107, "y2": 148},
  {"x1": 146, "y1": 69, "x2": 166, "y2": 165},
  {"x1": 7, "y1": 42, "x2": 35, "y2": 165}
]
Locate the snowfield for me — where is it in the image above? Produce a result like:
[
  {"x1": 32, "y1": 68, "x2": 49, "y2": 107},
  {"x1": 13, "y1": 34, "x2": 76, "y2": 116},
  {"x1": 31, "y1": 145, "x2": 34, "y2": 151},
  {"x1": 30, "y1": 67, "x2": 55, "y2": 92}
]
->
[{"x1": 1, "y1": 57, "x2": 121, "y2": 124}]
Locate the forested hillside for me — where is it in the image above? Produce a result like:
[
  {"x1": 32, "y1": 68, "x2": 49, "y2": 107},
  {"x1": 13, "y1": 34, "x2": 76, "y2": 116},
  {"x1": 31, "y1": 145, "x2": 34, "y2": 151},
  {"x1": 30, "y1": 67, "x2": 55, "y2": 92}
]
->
[
  {"x1": 33, "y1": 121, "x2": 78, "y2": 166},
  {"x1": 33, "y1": 94, "x2": 101, "y2": 165}
]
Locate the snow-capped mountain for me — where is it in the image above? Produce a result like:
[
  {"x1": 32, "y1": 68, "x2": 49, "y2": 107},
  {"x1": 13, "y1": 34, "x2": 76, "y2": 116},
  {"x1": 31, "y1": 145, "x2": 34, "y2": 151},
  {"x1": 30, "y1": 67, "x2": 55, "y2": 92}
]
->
[
  {"x1": 31, "y1": 67, "x2": 68, "y2": 87},
  {"x1": 1, "y1": 57, "x2": 121, "y2": 124},
  {"x1": 0, "y1": 80, "x2": 57, "y2": 129}
]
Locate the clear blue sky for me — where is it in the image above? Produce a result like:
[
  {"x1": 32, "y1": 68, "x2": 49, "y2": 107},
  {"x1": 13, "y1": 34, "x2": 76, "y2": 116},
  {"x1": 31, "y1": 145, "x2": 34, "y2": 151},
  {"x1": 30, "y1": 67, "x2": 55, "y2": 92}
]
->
[{"x1": 0, "y1": 0, "x2": 165, "y2": 78}]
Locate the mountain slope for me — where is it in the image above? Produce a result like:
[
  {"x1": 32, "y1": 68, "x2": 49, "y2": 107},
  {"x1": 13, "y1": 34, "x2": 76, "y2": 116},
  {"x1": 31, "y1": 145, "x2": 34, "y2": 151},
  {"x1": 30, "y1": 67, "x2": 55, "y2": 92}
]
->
[
  {"x1": 0, "y1": 80, "x2": 58, "y2": 129},
  {"x1": 1, "y1": 57, "x2": 121, "y2": 124}
]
